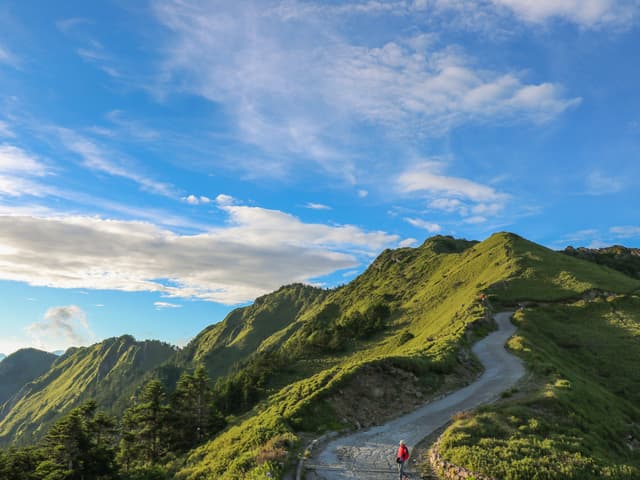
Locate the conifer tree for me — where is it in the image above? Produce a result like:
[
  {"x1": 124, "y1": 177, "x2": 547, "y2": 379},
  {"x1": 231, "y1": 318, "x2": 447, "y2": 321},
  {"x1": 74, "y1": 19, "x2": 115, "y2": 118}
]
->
[
  {"x1": 119, "y1": 379, "x2": 169, "y2": 469},
  {"x1": 35, "y1": 400, "x2": 117, "y2": 480},
  {"x1": 168, "y1": 366, "x2": 225, "y2": 451}
]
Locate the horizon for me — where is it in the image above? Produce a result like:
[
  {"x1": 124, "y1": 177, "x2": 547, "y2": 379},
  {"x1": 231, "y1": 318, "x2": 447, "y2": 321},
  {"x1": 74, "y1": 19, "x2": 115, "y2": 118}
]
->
[
  {"x1": 1, "y1": 230, "x2": 637, "y2": 357},
  {"x1": 1, "y1": 1, "x2": 639, "y2": 356}
]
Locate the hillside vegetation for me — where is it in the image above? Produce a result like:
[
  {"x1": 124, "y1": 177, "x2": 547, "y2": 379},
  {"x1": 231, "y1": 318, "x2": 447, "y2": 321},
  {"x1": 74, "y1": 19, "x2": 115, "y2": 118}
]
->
[
  {"x1": 0, "y1": 337, "x2": 176, "y2": 446},
  {"x1": 0, "y1": 349, "x2": 57, "y2": 406},
  {"x1": 176, "y1": 233, "x2": 638, "y2": 478},
  {"x1": 2, "y1": 232, "x2": 639, "y2": 480},
  {"x1": 563, "y1": 245, "x2": 640, "y2": 280},
  {"x1": 437, "y1": 237, "x2": 640, "y2": 479}
]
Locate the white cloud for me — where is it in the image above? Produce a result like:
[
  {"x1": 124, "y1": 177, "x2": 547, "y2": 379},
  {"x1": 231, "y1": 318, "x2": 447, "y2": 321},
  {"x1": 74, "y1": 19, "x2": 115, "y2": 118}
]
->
[
  {"x1": 0, "y1": 144, "x2": 48, "y2": 175},
  {"x1": 305, "y1": 202, "x2": 332, "y2": 210},
  {"x1": 585, "y1": 171, "x2": 625, "y2": 195},
  {"x1": 152, "y1": 1, "x2": 580, "y2": 178},
  {"x1": 0, "y1": 44, "x2": 19, "y2": 68},
  {"x1": 358, "y1": 189, "x2": 369, "y2": 198},
  {"x1": 0, "y1": 144, "x2": 53, "y2": 197},
  {"x1": 154, "y1": 301, "x2": 182, "y2": 309},
  {"x1": 183, "y1": 194, "x2": 212, "y2": 205},
  {"x1": 342, "y1": 269, "x2": 360, "y2": 277},
  {"x1": 610, "y1": 226, "x2": 640, "y2": 238},
  {"x1": 561, "y1": 229, "x2": 600, "y2": 244},
  {"x1": 56, "y1": 17, "x2": 92, "y2": 34},
  {"x1": 429, "y1": 198, "x2": 465, "y2": 213},
  {"x1": 404, "y1": 217, "x2": 442, "y2": 232},
  {"x1": 464, "y1": 215, "x2": 488, "y2": 224},
  {"x1": 489, "y1": 0, "x2": 634, "y2": 27},
  {"x1": 399, "y1": 237, "x2": 419, "y2": 247},
  {"x1": 56, "y1": 128, "x2": 176, "y2": 197},
  {"x1": 26, "y1": 305, "x2": 94, "y2": 351},
  {"x1": 397, "y1": 162, "x2": 509, "y2": 206},
  {"x1": 0, "y1": 204, "x2": 398, "y2": 304},
  {"x1": 0, "y1": 121, "x2": 15, "y2": 138},
  {"x1": 215, "y1": 194, "x2": 236, "y2": 206}
]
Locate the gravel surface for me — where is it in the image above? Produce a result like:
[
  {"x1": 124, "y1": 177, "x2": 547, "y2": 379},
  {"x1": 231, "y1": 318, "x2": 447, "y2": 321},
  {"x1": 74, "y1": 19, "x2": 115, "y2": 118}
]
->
[{"x1": 305, "y1": 311, "x2": 525, "y2": 480}]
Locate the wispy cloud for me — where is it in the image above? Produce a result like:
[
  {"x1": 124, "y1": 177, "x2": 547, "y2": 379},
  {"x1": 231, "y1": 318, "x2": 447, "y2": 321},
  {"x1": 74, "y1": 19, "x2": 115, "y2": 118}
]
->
[
  {"x1": 56, "y1": 17, "x2": 93, "y2": 34},
  {"x1": 56, "y1": 128, "x2": 176, "y2": 197},
  {"x1": 404, "y1": 217, "x2": 442, "y2": 232},
  {"x1": 0, "y1": 201, "x2": 398, "y2": 304},
  {"x1": 585, "y1": 171, "x2": 625, "y2": 195},
  {"x1": 27, "y1": 305, "x2": 94, "y2": 351},
  {"x1": 152, "y1": 0, "x2": 580, "y2": 180},
  {"x1": 610, "y1": 225, "x2": 640, "y2": 238},
  {"x1": 305, "y1": 202, "x2": 332, "y2": 210},
  {"x1": 397, "y1": 161, "x2": 508, "y2": 202},
  {"x1": 487, "y1": 0, "x2": 636, "y2": 27},
  {"x1": 154, "y1": 301, "x2": 182, "y2": 309},
  {"x1": 0, "y1": 44, "x2": 19, "y2": 68},
  {"x1": 0, "y1": 121, "x2": 16, "y2": 138},
  {"x1": 0, "y1": 144, "x2": 54, "y2": 197}
]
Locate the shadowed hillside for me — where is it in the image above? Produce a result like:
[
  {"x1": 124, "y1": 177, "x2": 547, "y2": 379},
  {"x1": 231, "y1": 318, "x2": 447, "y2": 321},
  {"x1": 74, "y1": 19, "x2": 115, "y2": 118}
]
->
[
  {"x1": 0, "y1": 349, "x2": 57, "y2": 406},
  {"x1": 563, "y1": 245, "x2": 640, "y2": 280},
  {"x1": 0, "y1": 337, "x2": 176, "y2": 446}
]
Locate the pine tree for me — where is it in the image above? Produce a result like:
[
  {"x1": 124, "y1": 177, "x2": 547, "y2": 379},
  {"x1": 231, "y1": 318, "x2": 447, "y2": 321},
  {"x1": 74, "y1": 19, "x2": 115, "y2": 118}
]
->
[
  {"x1": 0, "y1": 447, "x2": 41, "y2": 480},
  {"x1": 118, "y1": 379, "x2": 169, "y2": 470},
  {"x1": 168, "y1": 366, "x2": 225, "y2": 451},
  {"x1": 35, "y1": 400, "x2": 117, "y2": 480}
]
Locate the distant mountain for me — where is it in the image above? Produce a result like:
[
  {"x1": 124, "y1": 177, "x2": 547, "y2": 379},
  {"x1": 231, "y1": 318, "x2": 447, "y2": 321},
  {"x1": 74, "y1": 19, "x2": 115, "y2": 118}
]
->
[
  {"x1": 0, "y1": 349, "x2": 57, "y2": 406},
  {"x1": 51, "y1": 350, "x2": 65, "y2": 356},
  {"x1": 563, "y1": 245, "x2": 640, "y2": 279},
  {"x1": 0, "y1": 354, "x2": 5, "y2": 362},
  {"x1": 0, "y1": 336, "x2": 176, "y2": 446}
]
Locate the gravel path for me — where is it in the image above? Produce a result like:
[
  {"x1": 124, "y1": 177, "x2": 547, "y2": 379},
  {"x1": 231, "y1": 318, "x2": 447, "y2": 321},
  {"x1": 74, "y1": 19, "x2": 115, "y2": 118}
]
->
[{"x1": 305, "y1": 311, "x2": 525, "y2": 480}]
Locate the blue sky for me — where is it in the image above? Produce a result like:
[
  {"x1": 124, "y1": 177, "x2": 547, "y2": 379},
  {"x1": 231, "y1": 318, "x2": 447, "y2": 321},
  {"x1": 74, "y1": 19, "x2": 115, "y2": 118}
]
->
[{"x1": 1, "y1": 0, "x2": 639, "y2": 356}]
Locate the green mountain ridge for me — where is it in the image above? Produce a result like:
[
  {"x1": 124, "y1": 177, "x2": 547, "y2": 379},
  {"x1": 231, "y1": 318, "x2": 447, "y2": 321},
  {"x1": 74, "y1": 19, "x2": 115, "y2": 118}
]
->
[
  {"x1": 0, "y1": 336, "x2": 176, "y2": 446},
  {"x1": 563, "y1": 244, "x2": 640, "y2": 280},
  {"x1": 0, "y1": 349, "x2": 57, "y2": 407},
  {"x1": 1, "y1": 232, "x2": 639, "y2": 479}
]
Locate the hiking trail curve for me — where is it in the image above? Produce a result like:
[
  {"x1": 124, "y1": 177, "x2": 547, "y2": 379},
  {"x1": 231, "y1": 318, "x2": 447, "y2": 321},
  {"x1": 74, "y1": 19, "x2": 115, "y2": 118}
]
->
[{"x1": 304, "y1": 311, "x2": 525, "y2": 480}]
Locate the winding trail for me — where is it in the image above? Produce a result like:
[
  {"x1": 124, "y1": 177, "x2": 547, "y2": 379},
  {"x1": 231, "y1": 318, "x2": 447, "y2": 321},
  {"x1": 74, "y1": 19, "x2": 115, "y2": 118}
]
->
[{"x1": 305, "y1": 312, "x2": 525, "y2": 480}]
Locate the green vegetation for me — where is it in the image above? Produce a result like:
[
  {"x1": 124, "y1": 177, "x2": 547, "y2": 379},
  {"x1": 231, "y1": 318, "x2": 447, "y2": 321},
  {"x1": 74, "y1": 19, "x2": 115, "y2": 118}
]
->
[
  {"x1": 0, "y1": 367, "x2": 224, "y2": 480},
  {"x1": 3, "y1": 232, "x2": 640, "y2": 479},
  {"x1": 563, "y1": 245, "x2": 640, "y2": 280},
  {"x1": 493, "y1": 233, "x2": 639, "y2": 303},
  {"x1": 0, "y1": 337, "x2": 176, "y2": 446},
  {"x1": 438, "y1": 295, "x2": 640, "y2": 479},
  {"x1": 0, "y1": 349, "x2": 57, "y2": 406}
]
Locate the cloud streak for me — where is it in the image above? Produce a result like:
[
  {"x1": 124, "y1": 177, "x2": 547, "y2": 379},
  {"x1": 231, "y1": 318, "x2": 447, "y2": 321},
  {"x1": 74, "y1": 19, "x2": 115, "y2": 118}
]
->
[
  {"x1": 152, "y1": 0, "x2": 581, "y2": 179},
  {"x1": 0, "y1": 203, "x2": 399, "y2": 304},
  {"x1": 56, "y1": 128, "x2": 176, "y2": 197}
]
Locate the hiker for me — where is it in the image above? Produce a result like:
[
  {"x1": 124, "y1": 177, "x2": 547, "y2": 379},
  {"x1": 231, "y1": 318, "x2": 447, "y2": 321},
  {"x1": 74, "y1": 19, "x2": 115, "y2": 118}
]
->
[{"x1": 396, "y1": 440, "x2": 410, "y2": 479}]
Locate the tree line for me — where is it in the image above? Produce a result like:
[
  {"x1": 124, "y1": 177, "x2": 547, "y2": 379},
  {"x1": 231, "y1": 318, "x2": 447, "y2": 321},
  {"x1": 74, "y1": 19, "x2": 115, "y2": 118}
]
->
[{"x1": 0, "y1": 366, "x2": 225, "y2": 480}]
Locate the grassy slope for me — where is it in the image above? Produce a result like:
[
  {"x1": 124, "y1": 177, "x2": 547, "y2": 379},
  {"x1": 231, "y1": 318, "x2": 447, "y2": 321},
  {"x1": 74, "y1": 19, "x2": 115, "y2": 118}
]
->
[
  {"x1": 437, "y1": 235, "x2": 640, "y2": 479},
  {"x1": 174, "y1": 284, "x2": 325, "y2": 380},
  {"x1": 562, "y1": 245, "x2": 640, "y2": 280},
  {"x1": 0, "y1": 349, "x2": 57, "y2": 406},
  {"x1": 175, "y1": 234, "x2": 523, "y2": 479},
  {"x1": 0, "y1": 336, "x2": 175, "y2": 446}
]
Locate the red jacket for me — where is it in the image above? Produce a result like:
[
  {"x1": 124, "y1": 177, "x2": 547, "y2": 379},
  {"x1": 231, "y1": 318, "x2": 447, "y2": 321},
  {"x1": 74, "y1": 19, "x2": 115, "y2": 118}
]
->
[{"x1": 397, "y1": 444, "x2": 409, "y2": 461}]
